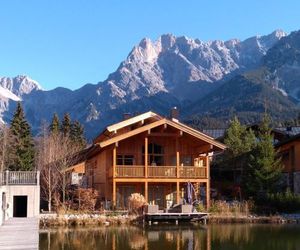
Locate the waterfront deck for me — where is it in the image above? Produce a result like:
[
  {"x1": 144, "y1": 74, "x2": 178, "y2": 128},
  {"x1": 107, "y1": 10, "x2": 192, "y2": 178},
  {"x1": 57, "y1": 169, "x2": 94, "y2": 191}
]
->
[{"x1": 0, "y1": 218, "x2": 39, "y2": 250}]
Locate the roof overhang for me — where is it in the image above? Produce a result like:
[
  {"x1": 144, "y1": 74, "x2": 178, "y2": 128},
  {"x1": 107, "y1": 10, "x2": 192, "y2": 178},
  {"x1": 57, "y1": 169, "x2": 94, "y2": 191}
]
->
[
  {"x1": 98, "y1": 118, "x2": 226, "y2": 151},
  {"x1": 106, "y1": 111, "x2": 161, "y2": 133}
]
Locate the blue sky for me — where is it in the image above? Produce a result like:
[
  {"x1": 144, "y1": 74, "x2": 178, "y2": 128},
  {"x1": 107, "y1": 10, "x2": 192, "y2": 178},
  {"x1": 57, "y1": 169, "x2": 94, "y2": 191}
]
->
[{"x1": 0, "y1": 0, "x2": 299, "y2": 90}]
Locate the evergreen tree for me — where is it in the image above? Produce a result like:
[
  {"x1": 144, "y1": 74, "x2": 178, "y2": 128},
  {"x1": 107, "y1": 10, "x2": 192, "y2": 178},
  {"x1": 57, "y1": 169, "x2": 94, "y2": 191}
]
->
[
  {"x1": 70, "y1": 120, "x2": 86, "y2": 148},
  {"x1": 49, "y1": 113, "x2": 60, "y2": 134},
  {"x1": 245, "y1": 115, "x2": 283, "y2": 197},
  {"x1": 224, "y1": 117, "x2": 256, "y2": 158},
  {"x1": 61, "y1": 113, "x2": 71, "y2": 136},
  {"x1": 221, "y1": 117, "x2": 256, "y2": 186},
  {"x1": 9, "y1": 103, "x2": 35, "y2": 171}
]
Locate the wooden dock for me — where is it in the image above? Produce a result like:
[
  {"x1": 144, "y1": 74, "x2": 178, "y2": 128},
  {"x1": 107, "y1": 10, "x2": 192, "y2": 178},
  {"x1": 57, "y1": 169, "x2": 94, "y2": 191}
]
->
[
  {"x1": 0, "y1": 218, "x2": 39, "y2": 250},
  {"x1": 145, "y1": 212, "x2": 208, "y2": 223}
]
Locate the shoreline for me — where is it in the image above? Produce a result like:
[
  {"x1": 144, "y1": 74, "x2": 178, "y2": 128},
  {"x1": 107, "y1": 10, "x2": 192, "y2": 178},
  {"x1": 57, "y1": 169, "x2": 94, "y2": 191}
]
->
[{"x1": 39, "y1": 213, "x2": 300, "y2": 228}]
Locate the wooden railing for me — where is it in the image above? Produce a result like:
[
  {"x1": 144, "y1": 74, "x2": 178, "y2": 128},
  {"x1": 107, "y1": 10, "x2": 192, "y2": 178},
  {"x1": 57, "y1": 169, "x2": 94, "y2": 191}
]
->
[
  {"x1": 0, "y1": 171, "x2": 39, "y2": 185},
  {"x1": 115, "y1": 166, "x2": 144, "y2": 177},
  {"x1": 179, "y1": 167, "x2": 207, "y2": 178},
  {"x1": 148, "y1": 166, "x2": 176, "y2": 178},
  {"x1": 114, "y1": 166, "x2": 207, "y2": 178}
]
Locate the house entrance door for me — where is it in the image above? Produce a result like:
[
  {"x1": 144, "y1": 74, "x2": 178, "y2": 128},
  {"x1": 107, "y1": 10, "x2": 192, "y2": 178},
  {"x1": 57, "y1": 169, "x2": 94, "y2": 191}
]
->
[{"x1": 13, "y1": 196, "x2": 27, "y2": 217}]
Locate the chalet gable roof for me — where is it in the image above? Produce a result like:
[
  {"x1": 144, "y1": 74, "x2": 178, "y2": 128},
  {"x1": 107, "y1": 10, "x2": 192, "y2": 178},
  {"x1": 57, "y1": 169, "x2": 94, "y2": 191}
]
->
[
  {"x1": 107, "y1": 111, "x2": 162, "y2": 133},
  {"x1": 97, "y1": 114, "x2": 226, "y2": 151}
]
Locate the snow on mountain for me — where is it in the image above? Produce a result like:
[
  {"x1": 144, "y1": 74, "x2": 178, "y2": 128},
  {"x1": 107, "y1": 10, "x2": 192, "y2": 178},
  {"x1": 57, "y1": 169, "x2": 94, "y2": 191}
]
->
[
  {"x1": 0, "y1": 86, "x2": 21, "y2": 101},
  {"x1": 0, "y1": 75, "x2": 42, "y2": 97},
  {"x1": 0, "y1": 75, "x2": 42, "y2": 124}
]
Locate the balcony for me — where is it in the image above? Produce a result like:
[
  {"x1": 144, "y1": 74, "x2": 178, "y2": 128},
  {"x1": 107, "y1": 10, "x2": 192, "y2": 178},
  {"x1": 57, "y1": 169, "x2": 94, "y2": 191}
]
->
[
  {"x1": 115, "y1": 165, "x2": 207, "y2": 178},
  {"x1": 0, "y1": 171, "x2": 40, "y2": 186}
]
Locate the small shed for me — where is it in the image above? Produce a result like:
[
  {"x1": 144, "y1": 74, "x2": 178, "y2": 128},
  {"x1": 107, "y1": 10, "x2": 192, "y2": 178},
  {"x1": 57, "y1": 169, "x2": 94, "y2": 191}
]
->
[{"x1": 0, "y1": 171, "x2": 40, "y2": 225}]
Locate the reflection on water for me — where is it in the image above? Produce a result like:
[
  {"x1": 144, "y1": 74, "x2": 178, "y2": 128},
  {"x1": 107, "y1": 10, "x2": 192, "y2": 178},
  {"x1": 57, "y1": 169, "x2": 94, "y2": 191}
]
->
[{"x1": 39, "y1": 223, "x2": 300, "y2": 250}]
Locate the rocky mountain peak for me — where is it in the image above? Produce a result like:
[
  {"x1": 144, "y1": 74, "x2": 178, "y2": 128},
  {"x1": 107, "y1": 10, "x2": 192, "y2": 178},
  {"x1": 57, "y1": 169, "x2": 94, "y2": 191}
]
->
[{"x1": 0, "y1": 75, "x2": 42, "y2": 97}]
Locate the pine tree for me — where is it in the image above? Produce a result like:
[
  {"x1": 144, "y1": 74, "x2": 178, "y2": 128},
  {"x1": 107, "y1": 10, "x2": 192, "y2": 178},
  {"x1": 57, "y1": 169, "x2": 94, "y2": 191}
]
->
[
  {"x1": 245, "y1": 115, "x2": 283, "y2": 197},
  {"x1": 61, "y1": 113, "x2": 71, "y2": 136},
  {"x1": 221, "y1": 117, "x2": 256, "y2": 185},
  {"x1": 224, "y1": 117, "x2": 256, "y2": 158},
  {"x1": 49, "y1": 113, "x2": 60, "y2": 134},
  {"x1": 9, "y1": 103, "x2": 35, "y2": 171},
  {"x1": 70, "y1": 120, "x2": 86, "y2": 148}
]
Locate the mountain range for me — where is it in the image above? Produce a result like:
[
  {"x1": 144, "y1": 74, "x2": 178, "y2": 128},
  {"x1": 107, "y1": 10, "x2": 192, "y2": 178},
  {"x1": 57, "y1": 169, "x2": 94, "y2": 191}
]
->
[{"x1": 1, "y1": 29, "x2": 300, "y2": 139}]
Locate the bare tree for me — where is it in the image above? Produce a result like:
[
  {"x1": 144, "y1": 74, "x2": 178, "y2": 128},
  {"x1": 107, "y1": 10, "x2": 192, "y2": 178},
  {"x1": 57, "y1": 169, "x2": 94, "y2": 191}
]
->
[{"x1": 36, "y1": 123, "x2": 83, "y2": 212}]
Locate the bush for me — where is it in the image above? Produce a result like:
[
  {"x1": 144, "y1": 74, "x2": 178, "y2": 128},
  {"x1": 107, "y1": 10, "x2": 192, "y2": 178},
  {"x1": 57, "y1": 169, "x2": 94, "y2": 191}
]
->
[
  {"x1": 67, "y1": 188, "x2": 99, "y2": 211},
  {"x1": 195, "y1": 203, "x2": 206, "y2": 212},
  {"x1": 265, "y1": 189, "x2": 300, "y2": 213},
  {"x1": 128, "y1": 193, "x2": 147, "y2": 215}
]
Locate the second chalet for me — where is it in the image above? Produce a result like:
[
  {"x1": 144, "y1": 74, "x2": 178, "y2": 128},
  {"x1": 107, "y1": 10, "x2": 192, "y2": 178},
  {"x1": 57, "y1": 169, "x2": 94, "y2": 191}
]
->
[{"x1": 75, "y1": 110, "x2": 226, "y2": 209}]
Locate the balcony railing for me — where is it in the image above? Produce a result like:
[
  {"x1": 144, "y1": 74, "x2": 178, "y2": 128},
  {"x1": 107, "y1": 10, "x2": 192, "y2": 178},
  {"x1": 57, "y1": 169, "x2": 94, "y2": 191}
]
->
[
  {"x1": 114, "y1": 166, "x2": 207, "y2": 178},
  {"x1": 0, "y1": 171, "x2": 40, "y2": 186},
  {"x1": 148, "y1": 166, "x2": 176, "y2": 178},
  {"x1": 179, "y1": 166, "x2": 206, "y2": 178},
  {"x1": 116, "y1": 166, "x2": 145, "y2": 177}
]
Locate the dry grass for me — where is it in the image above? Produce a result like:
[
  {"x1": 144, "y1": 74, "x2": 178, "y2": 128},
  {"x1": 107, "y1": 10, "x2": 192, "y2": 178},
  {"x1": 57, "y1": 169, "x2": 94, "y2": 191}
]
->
[
  {"x1": 40, "y1": 213, "x2": 139, "y2": 227},
  {"x1": 208, "y1": 200, "x2": 254, "y2": 217}
]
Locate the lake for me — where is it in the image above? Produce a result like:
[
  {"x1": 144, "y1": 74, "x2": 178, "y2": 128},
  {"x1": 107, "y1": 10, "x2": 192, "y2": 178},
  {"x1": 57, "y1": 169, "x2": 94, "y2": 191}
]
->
[{"x1": 39, "y1": 223, "x2": 300, "y2": 250}]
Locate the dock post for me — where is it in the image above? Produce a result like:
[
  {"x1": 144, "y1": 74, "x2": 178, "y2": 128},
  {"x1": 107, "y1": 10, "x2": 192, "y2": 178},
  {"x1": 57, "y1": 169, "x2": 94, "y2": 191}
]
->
[
  {"x1": 175, "y1": 219, "x2": 178, "y2": 225},
  {"x1": 148, "y1": 220, "x2": 152, "y2": 226}
]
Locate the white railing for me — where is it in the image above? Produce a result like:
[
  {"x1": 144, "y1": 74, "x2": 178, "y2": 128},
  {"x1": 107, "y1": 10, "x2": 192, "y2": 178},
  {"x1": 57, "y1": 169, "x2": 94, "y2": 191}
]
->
[{"x1": 0, "y1": 171, "x2": 40, "y2": 186}]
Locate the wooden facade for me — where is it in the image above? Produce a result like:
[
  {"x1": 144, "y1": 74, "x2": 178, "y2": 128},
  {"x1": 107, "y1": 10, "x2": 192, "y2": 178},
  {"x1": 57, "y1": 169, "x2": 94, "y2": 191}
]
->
[
  {"x1": 276, "y1": 134, "x2": 300, "y2": 194},
  {"x1": 65, "y1": 162, "x2": 86, "y2": 185},
  {"x1": 84, "y1": 111, "x2": 225, "y2": 209}
]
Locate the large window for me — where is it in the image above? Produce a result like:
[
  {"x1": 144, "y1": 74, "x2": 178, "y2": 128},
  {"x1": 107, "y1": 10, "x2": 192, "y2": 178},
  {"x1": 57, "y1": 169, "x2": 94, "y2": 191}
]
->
[
  {"x1": 143, "y1": 143, "x2": 164, "y2": 166},
  {"x1": 117, "y1": 155, "x2": 134, "y2": 165}
]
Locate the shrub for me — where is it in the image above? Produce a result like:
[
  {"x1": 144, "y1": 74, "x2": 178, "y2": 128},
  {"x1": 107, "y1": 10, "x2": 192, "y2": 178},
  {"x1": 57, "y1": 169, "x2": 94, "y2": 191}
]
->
[
  {"x1": 265, "y1": 189, "x2": 300, "y2": 213},
  {"x1": 195, "y1": 203, "x2": 206, "y2": 212},
  {"x1": 67, "y1": 188, "x2": 99, "y2": 211},
  {"x1": 128, "y1": 193, "x2": 147, "y2": 215}
]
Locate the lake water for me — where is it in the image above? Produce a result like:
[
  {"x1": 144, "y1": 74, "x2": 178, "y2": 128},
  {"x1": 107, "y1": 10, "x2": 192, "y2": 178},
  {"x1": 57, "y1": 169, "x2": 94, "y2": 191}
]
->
[{"x1": 39, "y1": 223, "x2": 300, "y2": 250}]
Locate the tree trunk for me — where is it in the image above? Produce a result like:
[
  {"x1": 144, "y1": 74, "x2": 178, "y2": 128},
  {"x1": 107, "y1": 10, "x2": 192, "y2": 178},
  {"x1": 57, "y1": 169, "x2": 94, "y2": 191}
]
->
[{"x1": 48, "y1": 167, "x2": 52, "y2": 212}]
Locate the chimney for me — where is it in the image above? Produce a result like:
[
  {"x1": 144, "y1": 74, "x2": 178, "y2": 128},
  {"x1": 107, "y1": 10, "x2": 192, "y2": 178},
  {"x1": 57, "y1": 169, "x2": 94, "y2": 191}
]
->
[
  {"x1": 170, "y1": 107, "x2": 179, "y2": 122},
  {"x1": 123, "y1": 113, "x2": 131, "y2": 120}
]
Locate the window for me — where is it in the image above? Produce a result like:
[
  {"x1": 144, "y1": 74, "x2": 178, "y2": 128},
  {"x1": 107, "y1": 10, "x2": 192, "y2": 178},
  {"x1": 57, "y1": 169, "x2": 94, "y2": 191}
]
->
[
  {"x1": 143, "y1": 143, "x2": 164, "y2": 166},
  {"x1": 181, "y1": 156, "x2": 192, "y2": 166},
  {"x1": 117, "y1": 155, "x2": 134, "y2": 165}
]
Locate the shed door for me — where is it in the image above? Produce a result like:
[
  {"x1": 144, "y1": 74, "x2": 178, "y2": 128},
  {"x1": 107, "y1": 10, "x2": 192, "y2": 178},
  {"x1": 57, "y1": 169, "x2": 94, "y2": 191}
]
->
[{"x1": 13, "y1": 196, "x2": 27, "y2": 217}]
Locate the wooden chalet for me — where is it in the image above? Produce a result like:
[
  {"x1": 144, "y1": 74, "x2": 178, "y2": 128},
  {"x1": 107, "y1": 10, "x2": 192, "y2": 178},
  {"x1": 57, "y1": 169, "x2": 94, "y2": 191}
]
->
[
  {"x1": 276, "y1": 134, "x2": 300, "y2": 194},
  {"x1": 83, "y1": 111, "x2": 225, "y2": 209}
]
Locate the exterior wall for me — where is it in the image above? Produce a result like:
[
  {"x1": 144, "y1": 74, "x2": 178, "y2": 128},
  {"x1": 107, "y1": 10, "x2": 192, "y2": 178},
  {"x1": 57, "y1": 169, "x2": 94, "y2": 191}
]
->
[
  {"x1": 279, "y1": 140, "x2": 300, "y2": 173},
  {"x1": 294, "y1": 172, "x2": 300, "y2": 194},
  {"x1": 66, "y1": 162, "x2": 86, "y2": 185},
  {"x1": 5, "y1": 185, "x2": 40, "y2": 218},
  {"x1": 278, "y1": 140, "x2": 300, "y2": 193},
  {"x1": 86, "y1": 150, "x2": 110, "y2": 200}
]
